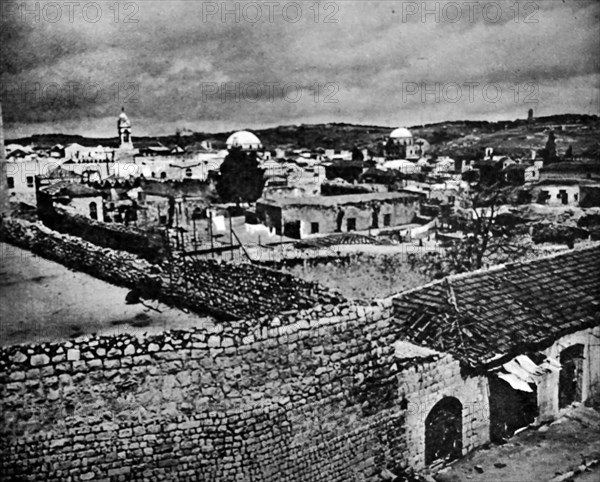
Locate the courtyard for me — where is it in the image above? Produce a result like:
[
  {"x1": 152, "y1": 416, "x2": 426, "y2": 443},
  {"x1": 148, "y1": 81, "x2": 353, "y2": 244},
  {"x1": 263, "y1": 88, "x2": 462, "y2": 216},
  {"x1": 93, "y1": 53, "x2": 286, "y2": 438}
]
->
[{"x1": 0, "y1": 242, "x2": 214, "y2": 347}]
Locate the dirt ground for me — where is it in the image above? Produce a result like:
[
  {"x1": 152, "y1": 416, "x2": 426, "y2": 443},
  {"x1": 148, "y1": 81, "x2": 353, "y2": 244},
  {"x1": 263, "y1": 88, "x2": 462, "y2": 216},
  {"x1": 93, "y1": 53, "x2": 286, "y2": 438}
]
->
[
  {"x1": 0, "y1": 242, "x2": 215, "y2": 347},
  {"x1": 434, "y1": 405, "x2": 600, "y2": 482}
]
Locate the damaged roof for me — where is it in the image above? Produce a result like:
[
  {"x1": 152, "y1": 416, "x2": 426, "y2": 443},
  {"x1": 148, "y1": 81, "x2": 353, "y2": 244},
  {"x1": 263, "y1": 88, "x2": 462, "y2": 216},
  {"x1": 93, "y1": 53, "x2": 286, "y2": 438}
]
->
[
  {"x1": 40, "y1": 181, "x2": 101, "y2": 198},
  {"x1": 392, "y1": 245, "x2": 600, "y2": 369},
  {"x1": 257, "y1": 192, "x2": 420, "y2": 208}
]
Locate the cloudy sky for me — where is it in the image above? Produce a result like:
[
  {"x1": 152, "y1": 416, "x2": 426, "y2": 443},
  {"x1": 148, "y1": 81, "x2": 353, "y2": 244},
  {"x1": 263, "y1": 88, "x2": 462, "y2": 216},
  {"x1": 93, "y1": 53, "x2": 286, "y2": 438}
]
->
[{"x1": 1, "y1": 0, "x2": 598, "y2": 138}]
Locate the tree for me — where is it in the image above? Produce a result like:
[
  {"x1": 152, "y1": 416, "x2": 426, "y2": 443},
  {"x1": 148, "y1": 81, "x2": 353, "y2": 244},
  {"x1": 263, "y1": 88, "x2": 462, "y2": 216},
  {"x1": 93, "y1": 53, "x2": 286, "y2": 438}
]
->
[
  {"x1": 385, "y1": 138, "x2": 397, "y2": 157},
  {"x1": 565, "y1": 144, "x2": 573, "y2": 159},
  {"x1": 539, "y1": 131, "x2": 557, "y2": 164},
  {"x1": 352, "y1": 146, "x2": 364, "y2": 162},
  {"x1": 385, "y1": 138, "x2": 405, "y2": 158},
  {"x1": 216, "y1": 148, "x2": 266, "y2": 204},
  {"x1": 410, "y1": 184, "x2": 531, "y2": 279}
]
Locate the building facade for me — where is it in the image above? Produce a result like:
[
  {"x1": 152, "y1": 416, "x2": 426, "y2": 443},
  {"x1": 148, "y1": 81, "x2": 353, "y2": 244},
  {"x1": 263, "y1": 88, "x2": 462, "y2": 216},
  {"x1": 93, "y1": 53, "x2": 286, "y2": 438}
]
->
[
  {"x1": 256, "y1": 192, "x2": 420, "y2": 239},
  {"x1": 392, "y1": 246, "x2": 600, "y2": 467}
]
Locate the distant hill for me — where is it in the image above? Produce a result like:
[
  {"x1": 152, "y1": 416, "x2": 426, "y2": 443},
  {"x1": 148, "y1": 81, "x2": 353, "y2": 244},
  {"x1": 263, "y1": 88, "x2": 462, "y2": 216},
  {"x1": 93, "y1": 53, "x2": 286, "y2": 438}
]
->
[{"x1": 6, "y1": 113, "x2": 599, "y2": 158}]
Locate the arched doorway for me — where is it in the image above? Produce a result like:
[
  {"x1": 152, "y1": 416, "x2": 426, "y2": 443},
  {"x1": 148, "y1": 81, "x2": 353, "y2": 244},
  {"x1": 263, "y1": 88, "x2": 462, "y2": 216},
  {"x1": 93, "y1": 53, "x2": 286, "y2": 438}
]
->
[
  {"x1": 559, "y1": 344, "x2": 585, "y2": 408},
  {"x1": 425, "y1": 397, "x2": 463, "y2": 465}
]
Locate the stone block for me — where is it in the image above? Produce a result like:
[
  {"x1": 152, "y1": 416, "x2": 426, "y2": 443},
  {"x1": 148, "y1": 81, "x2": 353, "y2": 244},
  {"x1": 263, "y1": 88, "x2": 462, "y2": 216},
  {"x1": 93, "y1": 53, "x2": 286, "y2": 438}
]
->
[
  {"x1": 9, "y1": 371, "x2": 25, "y2": 381},
  {"x1": 104, "y1": 359, "x2": 120, "y2": 370},
  {"x1": 50, "y1": 438, "x2": 69, "y2": 448},
  {"x1": 30, "y1": 354, "x2": 50, "y2": 367},
  {"x1": 67, "y1": 349, "x2": 80, "y2": 361},
  {"x1": 10, "y1": 351, "x2": 28, "y2": 364}
]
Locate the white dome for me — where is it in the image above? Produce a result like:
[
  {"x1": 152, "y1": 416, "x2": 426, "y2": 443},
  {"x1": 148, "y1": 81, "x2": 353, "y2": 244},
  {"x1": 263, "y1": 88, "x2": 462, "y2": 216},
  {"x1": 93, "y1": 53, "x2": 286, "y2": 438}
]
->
[
  {"x1": 226, "y1": 131, "x2": 262, "y2": 150},
  {"x1": 390, "y1": 127, "x2": 413, "y2": 139}
]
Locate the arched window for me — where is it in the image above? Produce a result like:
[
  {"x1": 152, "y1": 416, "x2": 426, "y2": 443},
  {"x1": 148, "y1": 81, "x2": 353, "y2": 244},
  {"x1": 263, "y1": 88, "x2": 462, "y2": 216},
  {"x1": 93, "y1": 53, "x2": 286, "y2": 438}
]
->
[
  {"x1": 425, "y1": 397, "x2": 463, "y2": 465},
  {"x1": 186, "y1": 168, "x2": 193, "y2": 177},
  {"x1": 89, "y1": 202, "x2": 98, "y2": 220},
  {"x1": 160, "y1": 172, "x2": 167, "y2": 179}
]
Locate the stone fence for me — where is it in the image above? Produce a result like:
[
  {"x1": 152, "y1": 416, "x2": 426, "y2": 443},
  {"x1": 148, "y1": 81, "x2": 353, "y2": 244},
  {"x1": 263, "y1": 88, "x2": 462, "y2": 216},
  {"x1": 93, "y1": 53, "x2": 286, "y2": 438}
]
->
[
  {"x1": 0, "y1": 217, "x2": 338, "y2": 320},
  {"x1": 42, "y1": 205, "x2": 166, "y2": 263}
]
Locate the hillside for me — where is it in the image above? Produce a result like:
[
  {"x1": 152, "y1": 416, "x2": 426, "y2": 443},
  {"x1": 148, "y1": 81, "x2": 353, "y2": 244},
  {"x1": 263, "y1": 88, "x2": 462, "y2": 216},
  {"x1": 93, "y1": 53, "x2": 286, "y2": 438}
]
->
[{"x1": 6, "y1": 114, "x2": 600, "y2": 158}]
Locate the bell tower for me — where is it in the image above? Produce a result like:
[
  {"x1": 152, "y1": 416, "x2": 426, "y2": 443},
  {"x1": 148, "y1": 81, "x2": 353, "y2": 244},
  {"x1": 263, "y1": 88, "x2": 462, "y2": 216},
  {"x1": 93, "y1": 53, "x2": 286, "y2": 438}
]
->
[{"x1": 117, "y1": 107, "x2": 133, "y2": 150}]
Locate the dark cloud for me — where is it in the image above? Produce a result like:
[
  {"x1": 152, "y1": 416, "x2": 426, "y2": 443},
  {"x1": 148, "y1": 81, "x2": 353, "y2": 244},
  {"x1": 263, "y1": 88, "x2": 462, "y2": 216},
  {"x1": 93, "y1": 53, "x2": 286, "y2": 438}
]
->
[{"x1": 1, "y1": 0, "x2": 598, "y2": 137}]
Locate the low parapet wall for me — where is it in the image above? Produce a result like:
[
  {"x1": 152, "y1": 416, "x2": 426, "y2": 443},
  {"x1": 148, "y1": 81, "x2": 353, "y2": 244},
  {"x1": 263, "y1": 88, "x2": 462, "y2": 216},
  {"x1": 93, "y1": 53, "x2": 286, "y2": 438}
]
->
[
  {"x1": 0, "y1": 217, "x2": 338, "y2": 320},
  {"x1": 41, "y1": 206, "x2": 166, "y2": 263}
]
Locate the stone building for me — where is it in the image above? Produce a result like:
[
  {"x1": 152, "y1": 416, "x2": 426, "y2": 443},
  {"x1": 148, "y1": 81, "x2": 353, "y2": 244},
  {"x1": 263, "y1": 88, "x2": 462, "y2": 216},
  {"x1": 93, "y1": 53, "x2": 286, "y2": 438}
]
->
[
  {"x1": 530, "y1": 179, "x2": 600, "y2": 207},
  {"x1": 5, "y1": 159, "x2": 63, "y2": 206},
  {"x1": 392, "y1": 246, "x2": 600, "y2": 466},
  {"x1": 256, "y1": 192, "x2": 420, "y2": 239},
  {"x1": 532, "y1": 180, "x2": 582, "y2": 206},
  {"x1": 532, "y1": 160, "x2": 600, "y2": 207},
  {"x1": 37, "y1": 179, "x2": 104, "y2": 221}
]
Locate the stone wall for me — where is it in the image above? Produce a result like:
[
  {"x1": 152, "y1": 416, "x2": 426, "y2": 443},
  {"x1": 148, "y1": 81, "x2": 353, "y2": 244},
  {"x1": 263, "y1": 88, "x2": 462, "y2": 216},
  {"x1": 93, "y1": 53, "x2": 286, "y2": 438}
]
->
[
  {"x1": 39, "y1": 205, "x2": 165, "y2": 263},
  {"x1": 0, "y1": 295, "x2": 419, "y2": 481},
  {"x1": 537, "y1": 326, "x2": 600, "y2": 422},
  {"x1": 397, "y1": 354, "x2": 490, "y2": 470},
  {"x1": 0, "y1": 217, "x2": 337, "y2": 320}
]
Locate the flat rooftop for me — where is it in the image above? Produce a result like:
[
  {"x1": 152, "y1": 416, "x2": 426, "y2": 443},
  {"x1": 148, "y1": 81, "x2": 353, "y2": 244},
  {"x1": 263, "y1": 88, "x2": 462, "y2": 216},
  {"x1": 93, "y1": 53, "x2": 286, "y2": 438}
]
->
[{"x1": 258, "y1": 191, "x2": 420, "y2": 208}]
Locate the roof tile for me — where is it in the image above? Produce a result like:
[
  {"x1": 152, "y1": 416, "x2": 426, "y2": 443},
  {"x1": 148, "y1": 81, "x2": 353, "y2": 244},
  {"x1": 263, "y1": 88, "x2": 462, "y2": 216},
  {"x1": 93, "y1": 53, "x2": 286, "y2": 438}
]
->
[{"x1": 392, "y1": 245, "x2": 600, "y2": 368}]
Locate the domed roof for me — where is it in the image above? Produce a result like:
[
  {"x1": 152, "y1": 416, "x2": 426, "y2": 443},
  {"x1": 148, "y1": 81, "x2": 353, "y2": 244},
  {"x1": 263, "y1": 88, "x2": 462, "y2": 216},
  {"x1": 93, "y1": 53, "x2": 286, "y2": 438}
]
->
[
  {"x1": 390, "y1": 127, "x2": 413, "y2": 139},
  {"x1": 226, "y1": 131, "x2": 262, "y2": 148}
]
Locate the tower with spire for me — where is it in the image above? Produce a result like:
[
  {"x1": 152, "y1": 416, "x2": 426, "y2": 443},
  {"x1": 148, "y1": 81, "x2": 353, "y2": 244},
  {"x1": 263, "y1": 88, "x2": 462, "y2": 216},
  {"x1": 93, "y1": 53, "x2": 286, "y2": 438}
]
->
[{"x1": 117, "y1": 107, "x2": 133, "y2": 150}]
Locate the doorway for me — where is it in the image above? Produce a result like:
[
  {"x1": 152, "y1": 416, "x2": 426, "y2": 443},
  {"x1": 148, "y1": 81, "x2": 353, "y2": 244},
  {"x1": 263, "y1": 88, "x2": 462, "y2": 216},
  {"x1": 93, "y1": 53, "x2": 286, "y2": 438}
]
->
[
  {"x1": 559, "y1": 344, "x2": 584, "y2": 408},
  {"x1": 425, "y1": 397, "x2": 463, "y2": 465}
]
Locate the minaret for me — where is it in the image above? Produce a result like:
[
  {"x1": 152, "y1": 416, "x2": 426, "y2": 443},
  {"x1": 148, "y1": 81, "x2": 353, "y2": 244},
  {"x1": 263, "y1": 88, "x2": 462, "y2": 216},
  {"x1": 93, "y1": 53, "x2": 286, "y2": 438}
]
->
[{"x1": 117, "y1": 107, "x2": 134, "y2": 150}]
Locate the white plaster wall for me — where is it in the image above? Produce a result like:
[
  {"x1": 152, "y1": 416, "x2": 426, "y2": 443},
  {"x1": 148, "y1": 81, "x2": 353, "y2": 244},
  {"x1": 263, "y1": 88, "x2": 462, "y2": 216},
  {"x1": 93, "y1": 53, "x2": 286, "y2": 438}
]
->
[
  {"x1": 537, "y1": 326, "x2": 600, "y2": 422},
  {"x1": 60, "y1": 196, "x2": 104, "y2": 221},
  {"x1": 540, "y1": 185, "x2": 580, "y2": 206},
  {"x1": 6, "y1": 160, "x2": 64, "y2": 205}
]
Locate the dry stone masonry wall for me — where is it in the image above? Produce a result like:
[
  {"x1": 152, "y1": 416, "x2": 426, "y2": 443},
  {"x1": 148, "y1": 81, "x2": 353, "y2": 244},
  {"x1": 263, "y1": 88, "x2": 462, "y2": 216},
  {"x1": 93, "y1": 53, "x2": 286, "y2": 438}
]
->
[
  {"x1": 42, "y1": 205, "x2": 167, "y2": 263},
  {"x1": 0, "y1": 218, "x2": 337, "y2": 320}
]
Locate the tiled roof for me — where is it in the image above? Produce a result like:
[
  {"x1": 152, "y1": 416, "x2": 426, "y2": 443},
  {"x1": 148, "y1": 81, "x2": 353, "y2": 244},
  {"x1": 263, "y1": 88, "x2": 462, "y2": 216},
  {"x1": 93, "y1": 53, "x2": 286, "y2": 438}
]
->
[
  {"x1": 40, "y1": 181, "x2": 100, "y2": 198},
  {"x1": 257, "y1": 192, "x2": 420, "y2": 208},
  {"x1": 295, "y1": 232, "x2": 386, "y2": 248},
  {"x1": 392, "y1": 245, "x2": 600, "y2": 368}
]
